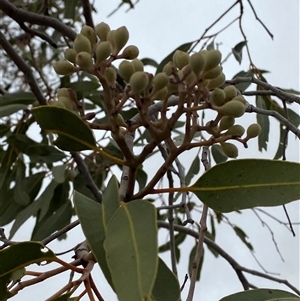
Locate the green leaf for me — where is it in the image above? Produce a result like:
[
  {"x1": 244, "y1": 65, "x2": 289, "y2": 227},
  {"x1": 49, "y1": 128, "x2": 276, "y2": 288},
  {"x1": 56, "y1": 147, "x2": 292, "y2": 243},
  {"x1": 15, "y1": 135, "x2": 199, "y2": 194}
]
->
[
  {"x1": 159, "y1": 232, "x2": 186, "y2": 253},
  {"x1": 74, "y1": 176, "x2": 120, "y2": 289},
  {"x1": 0, "y1": 92, "x2": 36, "y2": 106},
  {"x1": 189, "y1": 159, "x2": 300, "y2": 212},
  {"x1": 31, "y1": 201, "x2": 72, "y2": 241},
  {"x1": 185, "y1": 154, "x2": 200, "y2": 185},
  {"x1": 256, "y1": 95, "x2": 270, "y2": 151},
  {"x1": 0, "y1": 104, "x2": 28, "y2": 117},
  {"x1": 136, "y1": 167, "x2": 148, "y2": 191},
  {"x1": 63, "y1": 0, "x2": 78, "y2": 19},
  {"x1": 156, "y1": 41, "x2": 194, "y2": 74},
  {"x1": 52, "y1": 164, "x2": 67, "y2": 183},
  {"x1": 9, "y1": 180, "x2": 59, "y2": 239},
  {"x1": 151, "y1": 258, "x2": 180, "y2": 301},
  {"x1": 104, "y1": 201, "x2": 158, "y2": 301},
  {"x1": 232, "y1": 41, "x2": 247, "y2": 64},
  {"x1": 232, "y1": 70, "x2": 253, "y2": 92},
  {"x1": 219, "y1": 288, "x2": 299, "y2": 301},
  {"x1": 65, "y1": 80, "x2": 100, "y2": 100},
  {"x1": 188, "y1": 244, "x2": 204, "y2": 281},
  {"x1": 141, "y1": 58, "x2": 159, "y2": 68},
  {"x1": 32, "y1": 106, "x2": 97, "y2": 151},
  {"x1": 0, "y1": 242, "x2": 55, "y2": 276},
  {"x1": 26, "y1": 144, "x2": 66, "y2": 163},
  {"x1": 280, "y1": 88, "x2": 300, "y2": 95},
  {"x1": 211, "y1": 144, "x2": 228, "y2": 164},
  {"x1": 273, "y1": 124, "x2": 285, "y2": 159},
  {"x1": 233, "y1": 226, "x2": 253, "y2": 251}
]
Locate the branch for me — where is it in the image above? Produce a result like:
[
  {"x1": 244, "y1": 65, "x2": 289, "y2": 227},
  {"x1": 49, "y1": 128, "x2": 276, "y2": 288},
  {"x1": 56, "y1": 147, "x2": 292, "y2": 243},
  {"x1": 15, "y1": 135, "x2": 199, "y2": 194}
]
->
[
  {"x1": 246, "y1": 0, "x2": 274, "y2": 39},
  {"x1": 226, "y1": 77, "x2": 300, "y2": 104},
  {"x1": 72, "y1": 152, "x2": 103, "y2": 203},
  {"x1": 81, "y1": 0, "x2": 94, "y2": 28},
  {"x1": 157, "y1": 221, "x2": 300, "y2": 295},
  {"x1": 0, "y1": 0, "x2": 76, "y2": 40},
  {"x1": 42, "y1": 220, "x2": 80, "y2": 245},
  {"x1": 246, "y1": 104, "x2": 300, "y2": 139},
  {"x1": 0, "y1": 31, "x2": 47, "y2": 105}
]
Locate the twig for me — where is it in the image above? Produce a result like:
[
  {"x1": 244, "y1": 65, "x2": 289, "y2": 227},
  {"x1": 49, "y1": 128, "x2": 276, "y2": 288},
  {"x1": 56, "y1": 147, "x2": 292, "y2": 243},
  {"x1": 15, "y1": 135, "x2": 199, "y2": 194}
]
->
[
  {"x1": 246, "y1": 0, "x2": 274, "y2": 39},
  {"x1": 246, "y1": 104, "x2": 300, "y2": 139},
  {"x1": 42, "y1": 220, "x2": 80, "y2": 245},
  {"x1": 186, "y1": 147, "x2": 210, "y2": 301},
  {"x1": 18, "y1": 21, "x2": 57, "y2": 48},
  {"x1": 166, "y1": 169, "x2": 178, "y2": 276},
  {"x1": 158, "y1": 221, "x2": 300, "y2": 295},
  {"x1": 0, "y1": 31, "x2": 47, "y2": 105},
  {"x1": 81, "y1": 0, "x2": 95, "y2": 28},
  {"x1": 226, "y1": 77, "x2": 300, "y2": 104},
  {"x1": 189, "y1": 0, "x2": 240, "y2": 53},
  {"x1": 72, "y1": 152, "x2": 103, "y2": 203},
  {"x1": 0, "y1": 0, "x2": 76, "y2": 40},
  {"x1": 174, "y1": 157, "x2": 194, "y2": 225}
]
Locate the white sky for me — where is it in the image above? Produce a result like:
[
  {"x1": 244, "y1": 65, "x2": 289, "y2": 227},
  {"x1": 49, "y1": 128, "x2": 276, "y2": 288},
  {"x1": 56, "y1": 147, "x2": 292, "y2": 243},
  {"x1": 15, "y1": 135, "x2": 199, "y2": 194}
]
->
[{"x1": 5, "y1": 1, "x2": 300, "y2": 301}]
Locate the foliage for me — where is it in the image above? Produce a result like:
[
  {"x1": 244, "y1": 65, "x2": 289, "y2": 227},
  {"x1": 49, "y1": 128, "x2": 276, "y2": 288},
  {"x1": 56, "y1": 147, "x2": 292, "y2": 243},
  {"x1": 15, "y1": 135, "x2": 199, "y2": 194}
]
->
[{"x1": 0, "y1": 1, "x2": 299, "y2": 301}]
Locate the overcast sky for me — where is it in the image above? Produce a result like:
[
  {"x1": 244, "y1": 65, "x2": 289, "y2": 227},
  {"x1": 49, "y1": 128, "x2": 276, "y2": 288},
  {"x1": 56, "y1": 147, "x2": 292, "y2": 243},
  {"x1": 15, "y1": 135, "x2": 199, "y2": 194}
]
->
[{"x1": 6, "y1": 1, "x2": 299, "y2": 301}]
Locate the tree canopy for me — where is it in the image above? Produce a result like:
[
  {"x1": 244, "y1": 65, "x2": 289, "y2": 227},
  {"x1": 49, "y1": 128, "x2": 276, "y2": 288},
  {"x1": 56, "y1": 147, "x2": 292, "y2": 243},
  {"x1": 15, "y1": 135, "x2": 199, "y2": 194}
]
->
[{"x1": 0, "y1": 1, "x2": 299, "y2": 301}]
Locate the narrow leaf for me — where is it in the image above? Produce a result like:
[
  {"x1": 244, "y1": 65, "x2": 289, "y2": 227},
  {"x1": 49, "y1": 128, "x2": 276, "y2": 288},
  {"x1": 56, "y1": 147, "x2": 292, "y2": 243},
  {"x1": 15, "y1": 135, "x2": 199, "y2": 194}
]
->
[
  {"x1": 232, "y1": 70, "x2": 253, "y2": 92},
  {"x1": 256, "y1": 95, "x2": 270, "y2": 151},
  {"x1": 32, "y1": 106, "x2": 97, "y2": 151},
  {"x1": 104, "y1": 201, "x2": 158, "y2": 301},
  {"x1": 141, "y1": 58, "x2": 159, "y2": 68},
  {"x1": 219, "y1": 288, "x2": 299, "y2": 301},
  {"x1": 0, "y1": 242, "x2": 55, "y2": 276},
  {"x1": 189, "y1": 159, "x2": 300, "y2": 212},
  {"x1": 156, "y1": 41, "x2": 193, "y2": 74},
  {"x1": 151, "y1": 258, "x2": 180, "y2": 301},
  {"x1": 232, "y1": 41, "x2": 247, "y2": 64},
  {"x1": 211, "y1": 144, "x2": 228, "y2": 164},
  {"x1": 0, "y1": 104, "x2": 28, "y2": 117},
  {"x1": 74, "y1": 176, "x2": 120, "y2": 289}
]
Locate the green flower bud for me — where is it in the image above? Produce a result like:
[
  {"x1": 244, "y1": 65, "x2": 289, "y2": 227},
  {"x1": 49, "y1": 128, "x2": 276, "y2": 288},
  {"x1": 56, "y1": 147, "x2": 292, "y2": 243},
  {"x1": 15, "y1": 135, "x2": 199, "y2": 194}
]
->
[
  {"x1": 95, "y1": 41, "x2": 112, "y2": 66},
  {"x1": 80, "y1": 25, "x2": 97, "y2": 46},
  {"x1": 129, "y1": 71, "x2": 149, "y2": 94},
  {"x1": 203, "y1": 49, "x2": 222, "y2": 71},
  {"x1": 131, "y1": 58, "x2": 144, "y2": 72},
  {"x1": 53, "y1": 60, "x2": 78, "y2": 75},
  {"x1": 203, "y1": 65, "x2": 223, "y2": 80},
  {"x1": 119, "y1": 60, "x2": 135, "y2": 82},
  {"x1": 224, "y1": 85, "x2": 237, "y2": 102},
  {"x1": 64, "y1": 48, "x2": 77, "y2": 64},
  {"x1": 173, "y1": 50, "x2": 189, "y2": 69},
  {"x1": 73, "y1": 33, "x2": 92, "y2": 54},
  {"x1": 189, "y1": 52, "x2": 205, "y2": 76},
  {"x1": 107, "y1": 30, "x2": 116, "y2": 53},
  {"x1": 48, "y1": 100, "x2": 66, "y2": 109},
  {"x1": 218, "y1": 100, "x2": 246, "y2": 118},
  {"x1": 225, "y1": 124, "x2": 245, "y2": 137},
  {"x1": 151, "y1": 87, "x2": 169, "y2": 101},
  {"x1": 105, "y1": 67, "x2": 117, "y2": 85},
  {"x1": 152, "y1": 72, "x2": 169, "y2": 91},
  {"x1": 231, "y1": 95, "x2": 246, "y2": 105},
  {"x1": 209, "y1": 88, "x2": 226, "y2": 106},
  {"x1": 219, "y1": 116, "x2": 235, "y2": 131},
  {"x1": 120, "y1": 45, "x2": 139, "y2": 59},
  {"x1": 95, "y1": 22, "x2": 111, "y2": 41},
  {"x1": 58, "y1": 96, "x2": 73, "y2": 110},
  {"x1": 76, "y1": 51, "x2": 93, "y2": 70},
  {"x1": 162, "y1": 61, "x2": 176, "y2": 76},
  {"x1": 116, "y1": 113, "x2": 127, "y2": 127},
  {"x1": 206, "y1": 72, "x2": 226, "y2": 90},
  {"x1": 221, "y1": 142, "x2": 238, "y2": 158},
  {"x1": 57, "y1": 88, "x2": 69, "y2": 98},
  {"x1": 114, "y1": 26, "x2": 129, "y2": 54},
  {"x1": 246, "y1": 123, "x2": 262, "y2": 139}
]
